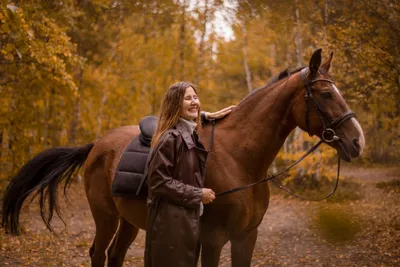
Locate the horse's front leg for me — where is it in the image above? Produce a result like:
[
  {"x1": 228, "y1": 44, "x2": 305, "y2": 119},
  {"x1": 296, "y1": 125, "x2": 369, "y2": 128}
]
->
[
  {"x1": 230, "y1": 228, "x2": 258, "y2": 267},
  {"x1": 200, "y1": 230, "x2": 229, "y2": 267},
  {"x1": 201, "y1": 241, "x2": 227, "y2": 267}
]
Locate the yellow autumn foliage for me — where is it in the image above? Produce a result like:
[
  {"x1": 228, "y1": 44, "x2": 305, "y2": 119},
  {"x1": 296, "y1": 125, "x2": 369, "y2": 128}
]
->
[{"x1": 0, "y1": 0, "x2": 398, "y2": 185}]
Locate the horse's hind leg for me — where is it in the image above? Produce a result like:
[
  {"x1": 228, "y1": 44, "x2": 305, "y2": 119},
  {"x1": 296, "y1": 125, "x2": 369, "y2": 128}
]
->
[
  {"x1": 90, "y1": 217, "x2": 119, "y2": 267},
  {"x1": 107, "y1": 217, "x2": 139, "y2": 267},
  {"x1": 89, "y1": 200, "x2": 119, "y2": 267},
  {"x1": 86, "y1": 164, "x2": 119, "y2": 266},
  {"x1": 230, "y1": 228, "x2": 258, "y2": 267}
]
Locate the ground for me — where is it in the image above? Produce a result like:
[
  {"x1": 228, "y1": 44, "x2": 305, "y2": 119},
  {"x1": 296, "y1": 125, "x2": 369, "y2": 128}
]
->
[{"x1": 0, "y1": 164, "x2": 399, "y2": 267}]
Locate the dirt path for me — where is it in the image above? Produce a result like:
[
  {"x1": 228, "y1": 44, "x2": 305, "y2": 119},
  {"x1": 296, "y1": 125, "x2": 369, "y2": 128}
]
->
[{"x1": 1, "y1": 166, "x2": 399, "y2": 266}]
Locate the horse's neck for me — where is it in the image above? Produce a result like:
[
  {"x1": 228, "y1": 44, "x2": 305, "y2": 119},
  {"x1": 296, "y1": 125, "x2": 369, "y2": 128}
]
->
[{"x1": 221, "y1": 75, "x2": 300, "y2": 177}]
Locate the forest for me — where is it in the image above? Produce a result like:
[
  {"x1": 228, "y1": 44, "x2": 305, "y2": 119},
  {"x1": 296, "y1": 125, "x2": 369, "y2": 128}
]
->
[
  {"x1": 1, "y1": 0, "x2": 399, "y2": 182},
  {"x1": 0, "y1": 1, "x2": 399, "y2": 266}
]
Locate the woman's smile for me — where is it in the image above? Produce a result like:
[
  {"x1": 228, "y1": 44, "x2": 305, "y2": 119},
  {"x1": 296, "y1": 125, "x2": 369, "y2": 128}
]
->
[{"x1": 181, "y1": 87, "x2": 200, "y2": 121}]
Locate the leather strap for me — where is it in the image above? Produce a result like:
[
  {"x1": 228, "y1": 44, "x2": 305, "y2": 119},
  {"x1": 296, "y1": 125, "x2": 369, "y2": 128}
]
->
[
  {"x1": 271, "y1": 156, "x2": 341, "y2": 201},
  {"x1": 215, "y1": 140, "x2": 324, "y2": 197},
  {"x1": 208, "y1": 119, "x2": 216, "y2": 152}
]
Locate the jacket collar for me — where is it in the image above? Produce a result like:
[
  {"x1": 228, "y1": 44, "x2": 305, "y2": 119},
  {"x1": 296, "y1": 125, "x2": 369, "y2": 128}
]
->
[
  {"x1": 175, "y1": 121, "x2": 196, "y2": 149},
  {"x1": 178, "y1": 118, "x2": 197, "y2": 134}
]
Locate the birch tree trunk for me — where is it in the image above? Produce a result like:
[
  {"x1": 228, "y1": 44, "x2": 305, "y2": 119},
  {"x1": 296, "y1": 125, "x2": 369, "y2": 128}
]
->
[
  {"x1": 293, "y1": 0, "x2": 311, "y2": 178},
  {"x1": 287, "y1": 0, "x2": 304, "y2": 156},
  {"x1": 294, "y1": 0, "x2": 303, "y2": 69},
  {"x1": 241, "y1": 16, "x2": 252, "y2": 93},
  {"x1": 96, "y1": 6, "x2": 123, "y2": 138}
]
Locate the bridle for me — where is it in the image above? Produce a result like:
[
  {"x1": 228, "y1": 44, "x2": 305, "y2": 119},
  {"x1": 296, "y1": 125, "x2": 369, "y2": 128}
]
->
[
  {"x1": 301, "y1": 68, "x2": 356, "y2": 143},
  {"x1": 212, "y1": 68, "x2": 357, "y2": 200}
]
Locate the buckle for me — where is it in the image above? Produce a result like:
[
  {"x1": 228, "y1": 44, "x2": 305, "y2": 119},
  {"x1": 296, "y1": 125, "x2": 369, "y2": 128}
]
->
[{"x1": 322, "y1": 128, "x2": 340, "y2": 143}]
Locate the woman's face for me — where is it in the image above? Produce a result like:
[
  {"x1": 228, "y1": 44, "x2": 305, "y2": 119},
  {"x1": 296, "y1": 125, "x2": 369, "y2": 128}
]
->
[{"x1": 180, "y1": 86, "x2": 200, "y2": 121}]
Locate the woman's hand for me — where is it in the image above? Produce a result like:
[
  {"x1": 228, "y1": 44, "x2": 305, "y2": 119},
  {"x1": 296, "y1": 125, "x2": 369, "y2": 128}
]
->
[
  {"x1": 202, "y1": 188, "x2": 216, "y2": 204},
  {"x1": 205, "y1": 105, "x2": 236, "y2": 120}
]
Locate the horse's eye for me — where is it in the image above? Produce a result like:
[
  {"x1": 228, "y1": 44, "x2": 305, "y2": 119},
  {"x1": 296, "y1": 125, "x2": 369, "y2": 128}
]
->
[{"x1": 321, "y1": 91, "x2": 333, "y2": 99}]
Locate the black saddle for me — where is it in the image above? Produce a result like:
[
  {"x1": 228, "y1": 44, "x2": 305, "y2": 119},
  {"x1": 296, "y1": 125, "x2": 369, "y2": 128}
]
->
[
  {"x1": 111, "y1": 116, "x2": 158, "y2": 199},
  {"x1": 139, "y1": 116, "x2": 158, "y2": 146}
]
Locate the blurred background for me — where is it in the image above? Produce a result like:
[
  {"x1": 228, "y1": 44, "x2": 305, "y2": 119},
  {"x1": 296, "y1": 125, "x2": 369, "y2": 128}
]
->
[
  {"x1": 1, "y1": 0, "x2": 399, "y2": 177},
  {"x1": 0, "y1": 1, "x2": 399, "y2": 266}
]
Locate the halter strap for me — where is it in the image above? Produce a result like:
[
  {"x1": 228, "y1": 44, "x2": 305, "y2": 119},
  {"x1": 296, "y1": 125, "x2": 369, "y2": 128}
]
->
[{"x1": 300, "y1": 68, "x2": 356, "y2": 141}]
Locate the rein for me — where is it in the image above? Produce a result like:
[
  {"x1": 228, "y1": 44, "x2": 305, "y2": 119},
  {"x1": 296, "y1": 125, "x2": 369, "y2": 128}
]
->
[
  {"x1": 211, "y1": 68, "x2": 355, "y2": 200},
  {"x1": 215, "y1": 139, "x2": 326, "y2": 198}
]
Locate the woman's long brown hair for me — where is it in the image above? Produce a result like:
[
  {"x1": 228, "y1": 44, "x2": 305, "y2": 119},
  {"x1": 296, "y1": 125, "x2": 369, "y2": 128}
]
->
[{"x1": 151, "y1": 82, "x2": 201, "y2": 147}]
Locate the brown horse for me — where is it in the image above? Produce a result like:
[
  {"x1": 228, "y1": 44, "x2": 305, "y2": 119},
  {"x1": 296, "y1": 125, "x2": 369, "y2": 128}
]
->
[{"x1": 2, "y1": 49, "x2": 365, "y2": 267}]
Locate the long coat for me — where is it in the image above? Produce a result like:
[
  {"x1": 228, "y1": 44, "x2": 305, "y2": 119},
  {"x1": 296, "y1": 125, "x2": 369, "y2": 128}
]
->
[{"x1": 144, "y1": 122, "x2": 208, "y2": 267}]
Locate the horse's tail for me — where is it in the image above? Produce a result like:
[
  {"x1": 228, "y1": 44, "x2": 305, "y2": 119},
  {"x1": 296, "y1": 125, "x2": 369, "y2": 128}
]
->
[{"x1": 1, "y1": 143, "x2": 94, "y2": 235}]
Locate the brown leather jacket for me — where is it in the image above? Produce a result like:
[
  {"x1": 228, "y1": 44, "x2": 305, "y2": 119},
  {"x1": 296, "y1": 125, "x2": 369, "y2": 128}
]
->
[{"x1": 144, "y1": 122, "x2": 208, "y2": 267}]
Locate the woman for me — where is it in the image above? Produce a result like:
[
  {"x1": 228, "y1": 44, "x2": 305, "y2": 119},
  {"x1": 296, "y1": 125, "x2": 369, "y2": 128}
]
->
[{"x1": 144, "y1": 82, "x2": 221, "y2": 267}]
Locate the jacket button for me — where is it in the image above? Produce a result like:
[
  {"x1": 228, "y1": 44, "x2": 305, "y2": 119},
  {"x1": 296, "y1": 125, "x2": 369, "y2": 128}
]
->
[{"x1": 169, "y1": 246, "x2": 174, "y2": 251}]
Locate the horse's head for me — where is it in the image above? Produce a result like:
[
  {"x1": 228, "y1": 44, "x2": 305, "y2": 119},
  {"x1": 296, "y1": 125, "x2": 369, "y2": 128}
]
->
[{"x1": 292, "y1": 49, "x2": 365, "y2": 162}]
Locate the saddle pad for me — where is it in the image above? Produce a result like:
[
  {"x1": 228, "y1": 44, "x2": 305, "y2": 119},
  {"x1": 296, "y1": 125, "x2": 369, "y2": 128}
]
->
[{"x1": 112, "y1": 136, "x2": 150, "y2": 199}]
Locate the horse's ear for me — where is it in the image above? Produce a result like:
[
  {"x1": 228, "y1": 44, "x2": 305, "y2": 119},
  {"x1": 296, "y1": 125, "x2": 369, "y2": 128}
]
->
[
  {"x1": 321, "y1": 52, "x2": 333, "y2": 73},
  {"x1": 309, "y1": 49, "x2": 322, "y2": 78}
]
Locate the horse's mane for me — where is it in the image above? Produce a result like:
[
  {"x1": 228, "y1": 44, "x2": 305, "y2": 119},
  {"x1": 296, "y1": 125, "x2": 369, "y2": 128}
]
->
[
  {"x1": 258, "y1": 66, "x2": 305, "y2": 91},
  {"x1": 238, "y1": 67, "x2": 305, "y2": 106}
]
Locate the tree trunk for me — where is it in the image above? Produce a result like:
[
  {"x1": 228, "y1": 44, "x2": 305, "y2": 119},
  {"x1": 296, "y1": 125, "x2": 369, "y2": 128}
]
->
[
  {"x1": 179, "y1": 0, "x2": 187, "y2": 81},
  {"x1": 293, "y1": 0, "x2": 311, "y2": 179},
  {"x1": 68, "y1": 68, "x2": 83, "y2": 145},
  {"x1": 241, "y1": 16, "x2": 252, "y2": 93},
  {"x1": 294, "y1": 0, "x2": 302, "y2": 68},
  {"x1": 292, "y1": 0, "x2": 304, "y2": 154},
  {"x1": 96, "y1": 6, "x2": 123, "y2": 138},
  {"x1": 96, "y1": 92, "x2": 107, "y2": 139},
  {"x1": 0, "y1": 131, "x2": 4, "y2": 174},
  {"x1": 323, "y1": 0, "x2": 329, "y2": 47},
  {"x1": 48, "y1": 88, "x2": 54, "y2": 146},
  {"x1": 194, "y1": 0, "x2": 209, "y2": 86},
  {"x1": 48, "y1": 87, "x2": 61, "y2": 147},
  {"x1": 8, "y1": 91, "x2": 16, "y2": 171},
  {"x1": 270, "y1": 43, "x2": 276, "y2": 61},
  {"x1": 43, "y1": 91, "x2": 48, "y2": 146}
]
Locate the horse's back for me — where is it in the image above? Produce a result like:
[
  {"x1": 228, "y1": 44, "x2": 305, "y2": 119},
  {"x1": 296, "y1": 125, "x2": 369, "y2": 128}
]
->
[{"x1": 84, "y1": 125, "x2": 140, "y2": 189}]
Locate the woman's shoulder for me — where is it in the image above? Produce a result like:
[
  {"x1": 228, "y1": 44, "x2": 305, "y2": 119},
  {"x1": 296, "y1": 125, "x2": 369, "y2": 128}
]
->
[
  {"x1": 156, "y1": 127, "x2": 182, "y2": 147},
  {"x1": 151, "y1": 128, "x2": 185, "y2": 158},
  {"x1": 162, "y1": 127, "x2": 181, "y2": 139}
]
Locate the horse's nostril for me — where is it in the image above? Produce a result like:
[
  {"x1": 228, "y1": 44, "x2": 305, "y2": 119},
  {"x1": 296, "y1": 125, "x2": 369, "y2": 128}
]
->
[{"x1": 352, "y1": 138, "x2": 360, "y2": 150}]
